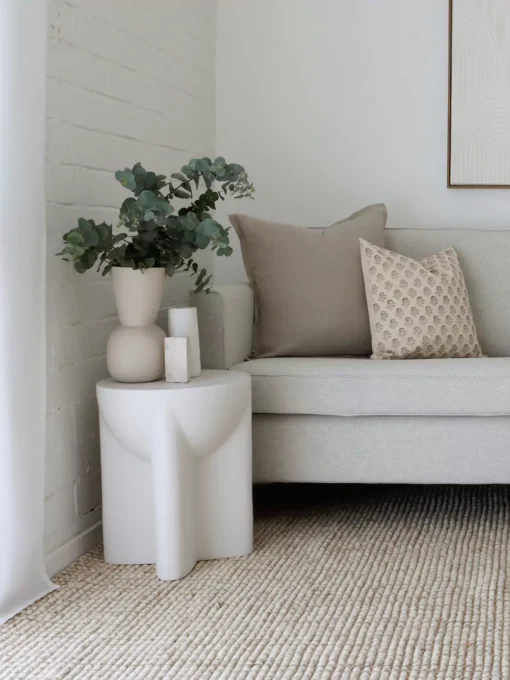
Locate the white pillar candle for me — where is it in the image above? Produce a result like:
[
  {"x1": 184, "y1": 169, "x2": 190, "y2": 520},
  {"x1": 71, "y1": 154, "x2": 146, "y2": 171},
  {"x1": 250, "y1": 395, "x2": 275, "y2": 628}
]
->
[
  {"x1": 168, "y1": 307, "x2": 201, "y2": 377},
  {"x1": 165, "y1": 337, "x2": 191, "y2": 383}
]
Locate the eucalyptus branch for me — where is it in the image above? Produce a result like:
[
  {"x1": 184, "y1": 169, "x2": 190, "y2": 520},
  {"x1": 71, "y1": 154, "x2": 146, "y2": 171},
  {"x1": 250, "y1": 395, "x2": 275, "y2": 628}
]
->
[
  {"x1": 58, "y1": 158, "x2": 254, "y2": 291},
  {"x1": 164, "y1": 173, "x2": 203, "y2": 198}
]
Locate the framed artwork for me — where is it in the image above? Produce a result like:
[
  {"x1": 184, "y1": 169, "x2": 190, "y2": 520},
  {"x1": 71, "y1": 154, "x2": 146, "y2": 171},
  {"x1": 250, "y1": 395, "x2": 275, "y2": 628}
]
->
[{"x1": 448, "y1": 0, "x2": 510, "y2": 188}]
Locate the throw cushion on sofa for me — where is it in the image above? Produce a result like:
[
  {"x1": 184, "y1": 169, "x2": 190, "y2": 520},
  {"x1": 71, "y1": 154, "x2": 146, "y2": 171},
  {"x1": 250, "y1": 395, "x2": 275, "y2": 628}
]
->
[
  {"x1": 360, "y1": 239, "x2": 484, "y2": 359},
  {"x1": 229, "y1": 204, "x2": 388, "y2": 358}
]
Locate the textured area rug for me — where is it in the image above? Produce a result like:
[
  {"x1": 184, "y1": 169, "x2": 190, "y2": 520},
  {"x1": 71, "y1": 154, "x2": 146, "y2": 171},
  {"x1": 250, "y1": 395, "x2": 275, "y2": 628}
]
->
[{"x1": 1, "y1": 485, "x2": 510, "y2": 680}]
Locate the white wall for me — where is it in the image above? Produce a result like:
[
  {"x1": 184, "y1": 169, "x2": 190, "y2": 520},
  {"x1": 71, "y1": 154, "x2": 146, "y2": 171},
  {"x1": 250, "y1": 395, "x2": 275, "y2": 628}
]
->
[
  {"x1": 216, "y1": 0, "x2": 510, "y2": 284},
  {"x1": 45, "y1": 0, "x2": 216, "y2": 569}
]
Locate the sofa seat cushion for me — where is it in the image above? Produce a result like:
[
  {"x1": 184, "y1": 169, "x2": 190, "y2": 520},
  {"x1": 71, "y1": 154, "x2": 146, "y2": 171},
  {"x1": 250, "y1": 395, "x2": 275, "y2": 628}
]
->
[{"x1": 230, "y1": 357, "x2": 510, "y2": 416}]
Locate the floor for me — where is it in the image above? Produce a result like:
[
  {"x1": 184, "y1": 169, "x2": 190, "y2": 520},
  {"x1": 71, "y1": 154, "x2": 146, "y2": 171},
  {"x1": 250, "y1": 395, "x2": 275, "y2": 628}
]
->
[{"x1": 1, "y1": 485, "x2": 509, "y2": 679}]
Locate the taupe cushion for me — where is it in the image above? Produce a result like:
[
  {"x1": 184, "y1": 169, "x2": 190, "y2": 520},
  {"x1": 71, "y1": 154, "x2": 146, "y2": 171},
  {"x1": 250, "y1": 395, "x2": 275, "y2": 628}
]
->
[
  {"x1": 231, "y1": 357, "x2": 510, "y2": 416},
  {"x1": 229, "y1": 204, "x2": 387, "y2": 358}
]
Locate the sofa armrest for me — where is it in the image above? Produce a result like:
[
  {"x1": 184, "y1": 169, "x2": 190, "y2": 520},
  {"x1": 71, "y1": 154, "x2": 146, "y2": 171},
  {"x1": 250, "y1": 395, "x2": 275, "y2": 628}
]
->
[{"x1": 189, "y1": 283, "x2": 254, "y2": 369}]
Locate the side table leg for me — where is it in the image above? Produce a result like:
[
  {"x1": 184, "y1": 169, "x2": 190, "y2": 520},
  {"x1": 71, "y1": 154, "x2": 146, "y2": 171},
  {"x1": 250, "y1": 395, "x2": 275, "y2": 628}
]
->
[
  {"x1": 99, "y1": 415, "x2": 155, "y2": 564},
  {"x1": 151, "y1": 414, "x2": 197, "y2": 580},
  {"x1": 197, "y1": 405, "x2": 253, "y2": 560}
]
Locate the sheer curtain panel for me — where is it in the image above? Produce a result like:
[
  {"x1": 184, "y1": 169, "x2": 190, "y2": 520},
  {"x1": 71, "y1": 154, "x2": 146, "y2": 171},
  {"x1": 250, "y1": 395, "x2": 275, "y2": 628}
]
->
[{"x1": 0, "y1": 0, "x2": 57, "y2": 624}]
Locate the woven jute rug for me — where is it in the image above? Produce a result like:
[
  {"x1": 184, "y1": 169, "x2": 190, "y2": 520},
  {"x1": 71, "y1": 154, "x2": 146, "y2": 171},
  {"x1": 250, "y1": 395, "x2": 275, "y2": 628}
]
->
[{"x1": 1, "y1": 485, "x2": 510, "y2": 680}]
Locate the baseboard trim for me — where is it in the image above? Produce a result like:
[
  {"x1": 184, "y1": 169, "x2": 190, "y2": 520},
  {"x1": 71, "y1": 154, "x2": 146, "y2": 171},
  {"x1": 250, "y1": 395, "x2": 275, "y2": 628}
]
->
[{"x1": 45, "y1": 522, "x2": 103, "y2": 577}]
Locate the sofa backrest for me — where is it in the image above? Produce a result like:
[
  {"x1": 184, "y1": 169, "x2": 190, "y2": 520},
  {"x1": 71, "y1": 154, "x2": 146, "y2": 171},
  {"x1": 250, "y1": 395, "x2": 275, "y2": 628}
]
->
[{"x1": 386, "y1": 229, "x2": 510, "y2": 357}]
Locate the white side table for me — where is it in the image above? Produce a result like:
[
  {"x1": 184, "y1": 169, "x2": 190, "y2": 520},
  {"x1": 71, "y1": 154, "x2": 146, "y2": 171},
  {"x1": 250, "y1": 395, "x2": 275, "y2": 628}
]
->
[{"x1": 97, "y1": 370, "x2": 252, "y2": 580}]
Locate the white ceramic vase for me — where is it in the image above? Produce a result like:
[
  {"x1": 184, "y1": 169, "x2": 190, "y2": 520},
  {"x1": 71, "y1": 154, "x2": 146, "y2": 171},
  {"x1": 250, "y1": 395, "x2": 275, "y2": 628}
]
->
[
  {"x1": 167, "y1": 306, "x2": 201, "y2": 377},
  {"x1": 107, "y1": 267, "x2": 166, "y2": 383}
]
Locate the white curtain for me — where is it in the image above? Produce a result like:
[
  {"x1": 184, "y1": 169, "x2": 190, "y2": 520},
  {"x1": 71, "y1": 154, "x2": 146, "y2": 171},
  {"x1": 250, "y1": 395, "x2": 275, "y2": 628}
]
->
[{"x1": 0, "y1": 0, "x2": 57, "y2": 624}]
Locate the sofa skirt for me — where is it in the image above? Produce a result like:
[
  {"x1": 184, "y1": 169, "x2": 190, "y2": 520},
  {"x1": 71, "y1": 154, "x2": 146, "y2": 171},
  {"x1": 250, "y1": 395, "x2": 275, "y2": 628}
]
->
[{"x1": 252, "y1": 414, "x2": 510, "y2": 484}]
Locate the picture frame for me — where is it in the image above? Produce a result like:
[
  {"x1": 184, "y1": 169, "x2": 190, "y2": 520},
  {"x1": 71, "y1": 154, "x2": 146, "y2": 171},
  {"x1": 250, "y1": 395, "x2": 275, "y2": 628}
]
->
[{"x1": 448, "y1": 0, "x2": 510, "y2": 189}]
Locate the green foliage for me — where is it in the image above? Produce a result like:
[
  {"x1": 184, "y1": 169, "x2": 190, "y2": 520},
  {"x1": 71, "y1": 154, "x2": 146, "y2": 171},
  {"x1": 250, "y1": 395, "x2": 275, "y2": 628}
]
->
[{"x1": 58, "y1": 159, "x2": 254, "y2": 292}]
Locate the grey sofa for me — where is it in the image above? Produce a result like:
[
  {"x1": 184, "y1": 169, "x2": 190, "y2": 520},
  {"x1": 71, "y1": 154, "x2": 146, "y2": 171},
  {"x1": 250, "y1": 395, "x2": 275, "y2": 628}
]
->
[{"x1": 192, "y1": 228, "x2": 510, "y2": 485}]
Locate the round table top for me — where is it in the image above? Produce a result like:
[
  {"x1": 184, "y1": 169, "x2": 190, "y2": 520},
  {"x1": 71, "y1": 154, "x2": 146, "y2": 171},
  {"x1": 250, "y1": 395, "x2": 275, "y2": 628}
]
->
[{"x1": 97, "y1": 369, "x2": 250, "y2": 392}]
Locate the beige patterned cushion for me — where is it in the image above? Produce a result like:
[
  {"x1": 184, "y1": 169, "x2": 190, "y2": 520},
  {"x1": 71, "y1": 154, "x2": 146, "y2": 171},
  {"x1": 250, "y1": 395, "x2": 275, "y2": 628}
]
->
[{"x1": 360, "y1": 238, "x2": 484, "y2": 360}]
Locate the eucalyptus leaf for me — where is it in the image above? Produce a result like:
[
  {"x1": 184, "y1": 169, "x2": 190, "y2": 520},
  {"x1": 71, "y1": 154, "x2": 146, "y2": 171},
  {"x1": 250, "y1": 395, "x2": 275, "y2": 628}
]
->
[
  {"x1": 144, "y1": 172, "x2": 156, "y2": 187},
  {"x1": 196, "y1": 268, "x2": 207, "y2": 285},
  {"x1": 138, "y1": 230, "x2": 157, "y2": 244},
  {"x1": 178, "y1": 244, "x2": 194, "y2": 259},
  {"x1": 182, "y1": 229, "x2": 196, "y2": 244},
  {"x1": 194, "y1": 273, "x2": 212, "y2": 294},
  {"x1": 179, "y1": 213, "x2": 198, "y2": 231},
  {"x1": 138, "y1": 190, "x2": 157, "y2": 209},
  {"x1": 154, "y1": 198, "x2": 173, "y2": 216},
  {"x1": 115, "y1": 170, "x2": 136, "y2": 191},
  {"x1": 66, "y1": 231, "x2": 85, "y2": 247},
  {"x1": 199, "y1": 218, "x2": 222, "y2": 238},
  {"x1": 174, "y1": 189, "x2": 191, "y2": 199},
  {"x1": 78, "y1": 217, "x2": 91, "y2": 231},
  {"x1": 195, "y1": 233, "x2": 210, "y2": 249},
  {"x1": 83, "y1": 228, "x2": 99, "y2": 248},
  {"x1": 96, "y1": 222, "x2": 111, "y2": 243}
]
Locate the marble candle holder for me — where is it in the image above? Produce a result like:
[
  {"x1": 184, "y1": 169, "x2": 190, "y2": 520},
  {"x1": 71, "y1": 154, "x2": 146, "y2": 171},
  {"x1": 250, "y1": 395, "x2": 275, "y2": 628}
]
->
[
  {"x1": 167, "y1": 307, "x2": 201, "y2": 378},
  {"x1": 164, "y1": 337, "x2": 191, "y2": 383}
]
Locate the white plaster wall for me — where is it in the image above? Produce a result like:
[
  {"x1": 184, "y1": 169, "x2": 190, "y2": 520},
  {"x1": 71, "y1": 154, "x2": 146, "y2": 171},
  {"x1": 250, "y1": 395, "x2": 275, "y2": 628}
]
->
[
  {"x1": 45, "y1": 0, "x2": 216, "y2": 569},
  {"x1": 215, "y1": 0, "x2": 510, "y2": 284}
]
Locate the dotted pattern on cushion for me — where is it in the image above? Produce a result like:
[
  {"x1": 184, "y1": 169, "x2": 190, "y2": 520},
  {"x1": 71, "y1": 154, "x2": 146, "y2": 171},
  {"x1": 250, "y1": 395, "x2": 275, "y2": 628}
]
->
[{"x1": 360, "y1": 238, "x2": 484, "y2": 360}]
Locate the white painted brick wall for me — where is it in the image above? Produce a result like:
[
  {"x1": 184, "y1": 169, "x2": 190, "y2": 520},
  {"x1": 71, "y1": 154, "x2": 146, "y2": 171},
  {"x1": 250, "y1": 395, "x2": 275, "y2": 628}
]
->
[{"x1": 45, "y1": 0, "x2": 216, "y2": 559}]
